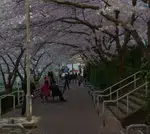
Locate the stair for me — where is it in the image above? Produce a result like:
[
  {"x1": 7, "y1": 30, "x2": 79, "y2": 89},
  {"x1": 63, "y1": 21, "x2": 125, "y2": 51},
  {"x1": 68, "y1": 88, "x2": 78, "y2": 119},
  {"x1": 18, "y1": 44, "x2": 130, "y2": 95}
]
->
[
  {"x1": 106, "y1": 86, "x2": 148, "y2": 127},
  {"x1": 90, "y1": 71, "x2": 149, "y2": 129}
]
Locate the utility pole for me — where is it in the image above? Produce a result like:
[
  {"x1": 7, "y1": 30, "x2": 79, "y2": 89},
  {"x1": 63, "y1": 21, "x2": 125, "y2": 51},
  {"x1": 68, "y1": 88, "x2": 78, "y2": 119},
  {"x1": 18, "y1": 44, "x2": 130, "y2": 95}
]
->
[{"x1": 25, "y1": 0, "x2": 32, "y2": 121}]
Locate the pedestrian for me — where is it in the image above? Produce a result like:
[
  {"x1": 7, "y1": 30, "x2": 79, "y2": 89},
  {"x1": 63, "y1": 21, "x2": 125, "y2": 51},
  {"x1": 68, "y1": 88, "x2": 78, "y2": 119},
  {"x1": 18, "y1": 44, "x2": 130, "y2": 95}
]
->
[
  {"x1": 75, "y1": 72, "x2": 77, "y2": 83},
  {"x1": 40, "y1": 77, "x2": 50, "y2": 103},
  {"x1": 78, "y1": 73, "x2": 81, "y2": 86},
  {"x1": 48, "y1": 71, "x2": 55, "y2": 85},
  {"x1": 63, "y1": 73, "x2": 70, "y2": 93},
  {"x1": 51, "y1": 81, "x2": 66, "y2": 101}
]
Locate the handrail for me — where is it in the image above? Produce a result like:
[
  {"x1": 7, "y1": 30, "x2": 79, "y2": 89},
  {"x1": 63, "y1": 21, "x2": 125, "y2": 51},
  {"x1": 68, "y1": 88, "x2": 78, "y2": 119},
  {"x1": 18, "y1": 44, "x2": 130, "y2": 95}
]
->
[
  {"x1": 126, "y1": 124, "x2": 148, "y2": 134},
  {"x1": 102, "y1": 82, "x2": 148, "y2": 114},
  {"x1": 92, "y1": 71, "x2": 141, "y2": 94},
  {"x1": 0, "y1": 95, "x2": 15, "y2": 118},
  {"x1": 97, "y1": 77, "x2": 140, "y2": 98},
  {"x1": 94, "y1": 78, "x2": 140, "y2": 108},
  {"x1": 11, "y1": 90, "x2": 24, "y2": 106},
  {"x1": 0, "y1": 124, "x2": 27, "y2": 134}
]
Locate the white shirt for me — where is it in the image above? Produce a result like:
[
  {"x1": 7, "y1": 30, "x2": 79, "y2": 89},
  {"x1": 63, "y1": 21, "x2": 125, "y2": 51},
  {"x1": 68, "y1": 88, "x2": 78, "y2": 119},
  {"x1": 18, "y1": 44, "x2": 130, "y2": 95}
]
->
[{"x1": 81, "y1": 68, "x2": 84, "y2": 76}]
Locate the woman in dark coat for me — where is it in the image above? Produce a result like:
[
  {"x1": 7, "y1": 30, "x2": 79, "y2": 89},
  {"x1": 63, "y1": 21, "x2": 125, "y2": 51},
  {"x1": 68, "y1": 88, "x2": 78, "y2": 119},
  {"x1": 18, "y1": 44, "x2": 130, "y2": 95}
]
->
[
  {"x1": 48, "y1": 71, "x2": 55, "y2": 85},
  {"x1": 51, "y1": 81, "x2": 66, "y2": 101}
]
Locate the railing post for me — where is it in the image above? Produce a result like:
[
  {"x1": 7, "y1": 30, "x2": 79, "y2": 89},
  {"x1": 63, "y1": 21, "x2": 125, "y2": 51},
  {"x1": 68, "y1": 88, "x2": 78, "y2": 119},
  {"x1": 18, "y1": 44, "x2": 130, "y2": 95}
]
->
[
  {"x1": 134, "y1": 74, "x2": 136, "y2": 89},
  {"x1": 117, "y1": 90, "x2": 118, "y2": 108},
  {"x1": 145, "y1": 83, "x2": 148, "y2": 97},
  {"x1": 110, "y1": 87, "x2": 112, "y2": 100},
  {"x1": 102, "y1": 102, "x2": 105, "y2": 127},
  {"x1": 0, "y1": 99, "x2": 1, "y2": 118},
  {"x1": 93, "y1": 93, "x2": 96, "y2": 105},
  {"x1": 127, "y1": 95, "x2": 129, "y2": 115},
  {"x1": 13, "y1": 96, "x2": 15, "y2": 116},
  {"x1": 18, "y1": 86, "x2": 20, "y2": 106},
  {"x1": 21, "y1": 92, "x2": 23, "y2": 104},
  {"x1": 96, "y1": 96, "x2": 100, "y2": 114}
]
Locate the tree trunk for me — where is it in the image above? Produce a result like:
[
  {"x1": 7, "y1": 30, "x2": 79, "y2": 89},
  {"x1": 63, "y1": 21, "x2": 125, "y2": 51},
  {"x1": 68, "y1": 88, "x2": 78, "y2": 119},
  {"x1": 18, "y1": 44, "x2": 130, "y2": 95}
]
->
[
  {"x1": 6, "y1": 83, "x2": 12, "y2": 94},
  {"x1": 147, "y1": 0, "x2": 150, "y2": 124},
  {"x1": 119, "y1": 50, "x2": 125, "y2": 79}
]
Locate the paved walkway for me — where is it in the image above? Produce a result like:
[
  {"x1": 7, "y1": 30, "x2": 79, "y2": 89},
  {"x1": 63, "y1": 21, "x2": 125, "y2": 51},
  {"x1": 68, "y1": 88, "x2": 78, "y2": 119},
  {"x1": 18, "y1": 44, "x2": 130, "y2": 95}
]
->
[
  {"x1": 32, "y1": 84, "x2": 101, "y2": 134},
  {"x1": 3, "y1": 84, "x2": 123, "y2": 134}
]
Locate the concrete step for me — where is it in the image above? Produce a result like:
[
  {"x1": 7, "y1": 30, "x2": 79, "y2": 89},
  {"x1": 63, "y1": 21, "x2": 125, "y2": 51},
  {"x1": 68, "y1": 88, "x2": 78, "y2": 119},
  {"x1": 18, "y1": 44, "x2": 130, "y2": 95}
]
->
[
  {"x1": 107, "y1": 94, "x2": 146, "y2": 121},
  {"x1": 117, "y1": 101, "x2": 132, "y2": 115},
  {"x1": 129, "y1": 95, "x2": 146, "y2": 106},
  {"x1": 107, "y1": 105, "x2": 126, "y2": 119},
  {"x1": 133, "y1": 92, "x2": 147, "y2": 100},
  {"x1": 120, "y1": 97, "x2": 141, "y2": 112}
]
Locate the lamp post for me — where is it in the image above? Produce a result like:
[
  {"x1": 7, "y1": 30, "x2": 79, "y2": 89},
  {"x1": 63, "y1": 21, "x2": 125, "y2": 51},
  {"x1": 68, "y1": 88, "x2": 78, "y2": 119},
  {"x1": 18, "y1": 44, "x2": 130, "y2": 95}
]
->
[{"x1": 25, "y1": 0, "x2": 32, "y2": 121}]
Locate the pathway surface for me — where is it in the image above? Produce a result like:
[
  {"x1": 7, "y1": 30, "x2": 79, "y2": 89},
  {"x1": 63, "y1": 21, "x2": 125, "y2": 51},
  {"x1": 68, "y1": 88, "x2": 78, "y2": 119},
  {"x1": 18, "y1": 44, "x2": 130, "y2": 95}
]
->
[
  {"x1": 3, "y1": 84, "x2": 123, "y2": 134},
  {"x1": 31, "y1": 84, "x2": 101, "y2": 134}
]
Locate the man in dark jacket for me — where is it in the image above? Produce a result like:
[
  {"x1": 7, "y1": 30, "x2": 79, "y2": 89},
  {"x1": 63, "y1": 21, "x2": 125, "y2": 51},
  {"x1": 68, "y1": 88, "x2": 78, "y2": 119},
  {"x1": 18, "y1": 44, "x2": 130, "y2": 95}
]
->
[
  {"x1": 63, "y1": 73, "x2": 70, "y2": 93},
  {"x1": 21, "y1": 81, "x2": 34, "y2": 116}
]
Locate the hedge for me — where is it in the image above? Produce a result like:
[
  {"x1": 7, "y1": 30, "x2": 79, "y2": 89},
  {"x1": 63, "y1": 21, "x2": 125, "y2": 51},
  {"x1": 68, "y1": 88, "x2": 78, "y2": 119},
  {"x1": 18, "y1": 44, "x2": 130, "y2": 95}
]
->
[{"x1": 86, "y1": 46, "x2": 142, "y2": 90}]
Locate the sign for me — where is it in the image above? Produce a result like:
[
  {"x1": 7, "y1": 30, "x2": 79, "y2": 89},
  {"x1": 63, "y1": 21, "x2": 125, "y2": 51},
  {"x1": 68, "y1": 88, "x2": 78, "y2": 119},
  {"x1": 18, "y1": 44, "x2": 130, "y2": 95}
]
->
[{"x1": 137, "y1": 0, "x2": 148, "y2": 7}]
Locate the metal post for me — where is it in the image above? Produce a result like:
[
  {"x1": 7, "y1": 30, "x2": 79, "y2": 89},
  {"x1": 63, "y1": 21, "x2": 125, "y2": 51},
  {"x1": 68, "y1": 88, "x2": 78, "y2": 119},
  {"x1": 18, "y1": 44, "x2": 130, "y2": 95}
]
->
[
  {"x1": 0, "y1": 99, "x2": 1, "y2": 118},
  {"x1": 17, "y1": 84, "x2": 20, "y2": 106},
  {"x1": 13, "y1": 96, "x2": 15, "y2": 116},
  {"x1": 102, "y1": 102, "x2": 105, "y2": 128},
  {"x1": 146, "y1": 83, "x2": 148, "y2": 97},
  {"x1": 26, "y1": 0, "x2": 32, "y2": 121},
  {"x1": 110, "y1": 87, "x2": 112, "y2": 100},
  {"x1": 134, "y1": 74, "x2": 136, "y2": 89},
  {"x1": 93, "y1": 93, "x2": 96, "y2": 107},
  {"x1": 96, "y1": 96, "x2": 99, "y2": 112},
  {"x1": 117, "y1": 90, "x2": 118, "y2": 108},
  {"x1": 127, "y1": 95, "x2": 129, "y2": 115}
]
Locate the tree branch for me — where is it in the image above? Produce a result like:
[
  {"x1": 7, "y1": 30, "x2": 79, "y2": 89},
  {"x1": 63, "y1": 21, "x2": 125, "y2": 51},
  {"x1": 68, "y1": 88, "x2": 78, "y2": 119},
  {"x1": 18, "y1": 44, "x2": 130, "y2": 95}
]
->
[
  {"x1": 0, "y1": 56, "x2": 10, "y2": 73},
  {"x1": 11, "y1": 48, "x2": 25, "y2": 86},
  {"x1": 43, "y1": 0, "x2": 99, "y2": 10},
  {"x1": 0, "y1": 64, "x2": 7, "y2": 88},
  {"x1": 38, "y1": 62, "x2": 53, "y2": 79}
]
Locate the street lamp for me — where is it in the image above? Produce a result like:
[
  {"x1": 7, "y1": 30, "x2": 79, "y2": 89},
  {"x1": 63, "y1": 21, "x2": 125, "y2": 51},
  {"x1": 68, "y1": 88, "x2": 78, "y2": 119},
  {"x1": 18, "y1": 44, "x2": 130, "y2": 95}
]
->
[{"x1": 25, "y1": 0, "x2": 32, "y2": 121}]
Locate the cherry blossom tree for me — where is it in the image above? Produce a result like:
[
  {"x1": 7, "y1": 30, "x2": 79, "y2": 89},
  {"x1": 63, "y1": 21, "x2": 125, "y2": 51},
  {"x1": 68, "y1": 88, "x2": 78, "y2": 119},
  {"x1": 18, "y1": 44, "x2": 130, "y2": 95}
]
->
[{"x1": 0, "y1": 0, "x2": 149, "y2": 87}]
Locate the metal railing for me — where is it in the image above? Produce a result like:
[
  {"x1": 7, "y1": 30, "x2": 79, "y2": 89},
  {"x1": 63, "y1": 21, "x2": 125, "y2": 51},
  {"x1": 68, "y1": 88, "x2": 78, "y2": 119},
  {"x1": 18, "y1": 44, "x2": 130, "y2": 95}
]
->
[
  {"x1": 32, "y1": 88, "x2": 40, "y2": 98},
  {"x1": 90, "y1": 71, "x2": 141, "y2": 97},
  {"x1": 0, "y1": 124, "x2": 32, "y2": 134},
  {"x1": 11, "y1": 91, "x2": 24, "y2": 106},
  {"x1": 0, "y1": 85, "x2": 24, "y2": 118},
  {"x1": 101, "y1": 82, "x2": 148, "y2": 116},
  {"x1": 126, "y1": 124, "x2": 148, "y2": 134},
  {"x1": 95, "y1": 78, "x2": 140, "y2": 107},
  {"x1": 0, "y1": 83, "x2": 40, "y2": 118},
  {"x1": 0, "y1": 95, "x2": 15, "y2": 118}
]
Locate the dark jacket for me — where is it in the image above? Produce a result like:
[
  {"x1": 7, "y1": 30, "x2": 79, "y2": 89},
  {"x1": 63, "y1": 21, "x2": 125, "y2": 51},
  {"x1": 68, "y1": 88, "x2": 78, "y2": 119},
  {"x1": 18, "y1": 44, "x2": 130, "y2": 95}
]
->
[{"x1": 51, "y1": 83, "x2": 62, "y2": 97}]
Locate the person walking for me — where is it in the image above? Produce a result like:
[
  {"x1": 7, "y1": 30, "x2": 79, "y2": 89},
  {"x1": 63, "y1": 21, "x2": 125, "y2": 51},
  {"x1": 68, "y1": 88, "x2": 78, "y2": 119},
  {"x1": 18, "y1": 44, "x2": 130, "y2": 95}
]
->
[
  {"x1": 63, "y1": 73, "x2": 70, "y2": 93},
  {"x1": 75, "y1": 72, "x2": 77, "y2": 84}
]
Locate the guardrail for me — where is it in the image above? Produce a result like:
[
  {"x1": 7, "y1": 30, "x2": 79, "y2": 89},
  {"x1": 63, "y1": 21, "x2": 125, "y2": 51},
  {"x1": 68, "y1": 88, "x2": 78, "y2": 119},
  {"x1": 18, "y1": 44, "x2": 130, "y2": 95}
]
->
[
  {"x1": 126, "y1": 124, "x2": 148, "y2": 134},
  {"x1": 99, "y1": 82, "x2": 148, "y2": 127},
  {"x1": 11, "y1": 91, "x2": 24, "y2": 106},
  {"x1": 90, "y1": 71, "x2": 141, "y2": 98},
  {"x1": 95, "y1": 78, "x2": 140, "y2": 108},
  {"x1": 0, "y1": 124, "x2": 32, "y2": 134},
  {"x1": 0, "y1": 95, "x2": 15, "y2": 118},
  {"x1": 0, "y1": 85, "x2": 24, "y2": 118}
]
